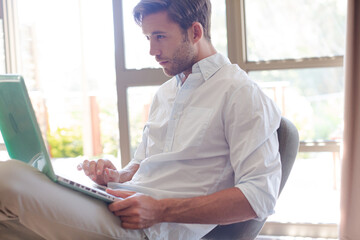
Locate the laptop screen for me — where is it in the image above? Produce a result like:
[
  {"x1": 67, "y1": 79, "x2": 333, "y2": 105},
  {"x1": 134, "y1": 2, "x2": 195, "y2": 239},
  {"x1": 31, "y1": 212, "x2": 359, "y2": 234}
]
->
[{"x1": 0, "y1": 75, "x2": 56, "y2": 180}]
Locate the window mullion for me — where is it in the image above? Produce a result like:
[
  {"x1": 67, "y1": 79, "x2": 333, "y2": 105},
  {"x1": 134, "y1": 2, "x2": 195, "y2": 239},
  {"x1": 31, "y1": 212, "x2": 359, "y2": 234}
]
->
[
  {"x1": 243, "y1": 56, "x2": 344, "y2": 72},
  {"x1": 260, "y1": 222, "x2": 338, "y2": 238},
  {"x1": 121, "y1": 69, "x2": 168, "y2": 87},
  {"x1": 225, "y1": 0, "x2": 245, "y2": 68},
  {"x1": 2, "y1": 0, "x2": 19, "y2": 73},
  {"x1": 113, "y1": 0, "x2": 131, "y2": 167}
]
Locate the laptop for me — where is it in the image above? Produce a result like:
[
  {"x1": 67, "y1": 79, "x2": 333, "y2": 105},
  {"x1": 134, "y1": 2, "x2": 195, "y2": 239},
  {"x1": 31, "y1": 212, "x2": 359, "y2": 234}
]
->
[{"x1": 0, "y1": 74, "x2": 122, "y2": 203}]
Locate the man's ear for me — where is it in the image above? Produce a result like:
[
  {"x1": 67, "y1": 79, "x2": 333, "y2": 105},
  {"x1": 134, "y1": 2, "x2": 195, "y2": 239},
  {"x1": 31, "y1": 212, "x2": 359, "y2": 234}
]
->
[{"x1": 189, "y1": 22, "x2": 203, "y2": 44}]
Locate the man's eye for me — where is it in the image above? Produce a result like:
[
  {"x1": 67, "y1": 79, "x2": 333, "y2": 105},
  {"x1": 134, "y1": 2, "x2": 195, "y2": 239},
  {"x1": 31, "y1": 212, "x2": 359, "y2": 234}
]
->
[{"x1": 156, "y1": 35, "x2": 165, "y2": 40}]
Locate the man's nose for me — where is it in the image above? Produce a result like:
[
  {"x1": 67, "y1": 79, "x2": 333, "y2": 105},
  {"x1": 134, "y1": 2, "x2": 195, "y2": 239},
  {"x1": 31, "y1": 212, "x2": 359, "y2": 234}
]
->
[{"x1": 149, "y1": 40, "x2": 161, "y2": 56}]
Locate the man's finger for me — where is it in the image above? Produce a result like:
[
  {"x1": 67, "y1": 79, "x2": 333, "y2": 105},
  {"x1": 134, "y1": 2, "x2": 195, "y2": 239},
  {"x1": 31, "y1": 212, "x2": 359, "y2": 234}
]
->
[
  {"x1": 76, "y1": 163, "x2": 83, "y2": 171},
  {"x1": 119, "y1": 216, "x2": 137, "y2": 223},
  {"x1": 121, "y1": 221, "x2": 148, "y2": 230},
  {"x1": 113, "y1": 207, "x2": 135, "y2": 217},
  {"x1": 106, "y1": 188, "x2": 136, "y2": 198},
  {"x1": 82, "y1": 160, "x2": 90, "y2": 176},
  {"x1": 89, "y1": 161, "x2": 97, "y2": 180},
  {"x1": 104, "y1": 168, "x2": 119, "y2": 183},
  {"x1": 121, "y1": 222, "x2": 138, "y2": 229},
  {"x1": 96, "y1": 159, "x2": 105, "y2": 176}
]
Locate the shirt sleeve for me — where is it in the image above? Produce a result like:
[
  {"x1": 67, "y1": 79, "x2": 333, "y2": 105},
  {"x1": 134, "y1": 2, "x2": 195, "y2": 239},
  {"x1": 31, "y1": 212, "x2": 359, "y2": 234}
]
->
[{"x1": 224, "y1": 80, "x2": 282, "y2": 221}]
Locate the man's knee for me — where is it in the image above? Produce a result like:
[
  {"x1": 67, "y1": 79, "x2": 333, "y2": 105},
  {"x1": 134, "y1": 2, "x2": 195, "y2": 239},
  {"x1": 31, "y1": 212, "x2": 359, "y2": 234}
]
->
[{"x1": 0, "y1": 160, "x2": 39, "y2": 199}]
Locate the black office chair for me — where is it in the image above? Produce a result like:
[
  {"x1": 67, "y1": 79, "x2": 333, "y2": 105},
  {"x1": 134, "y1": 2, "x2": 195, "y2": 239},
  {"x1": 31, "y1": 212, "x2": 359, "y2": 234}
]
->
[{"x1": 202, "y1": 117, "x2": 299, "y2": 240}]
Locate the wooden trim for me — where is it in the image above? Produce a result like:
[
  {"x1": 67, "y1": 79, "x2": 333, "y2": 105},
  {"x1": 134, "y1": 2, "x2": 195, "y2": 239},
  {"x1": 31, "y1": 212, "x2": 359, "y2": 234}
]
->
[
  {"x1": 112, "y1": 0, "x2": 168, "y2": 167},
  {"x1": 117, "y1": 68, "x2": 168, "y2": 87},
  {"x1": 243, "y1": 56, "x2": 344, "y2": 71},
  {"x1": 299, "y1": 140, "x2": 341, "y2": 153},
  {"x1": 113, "y1": 0, "x2": 131, "y2": 167},
  {"x1": 260, "y1": 222, "x2": 338, "y2": 239},
  {"x1": 225, "y1": 0, "x2": 243, "y2": 65},
  {"x1": 2, "y1": 0, "x2": 19, "y2": 73}
]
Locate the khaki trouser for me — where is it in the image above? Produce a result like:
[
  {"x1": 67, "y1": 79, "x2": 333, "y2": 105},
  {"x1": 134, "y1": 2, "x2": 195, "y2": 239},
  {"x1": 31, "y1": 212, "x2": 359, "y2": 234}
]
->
[{"x1": 0, "y1": 160, "x2": 146, "y2": 240}]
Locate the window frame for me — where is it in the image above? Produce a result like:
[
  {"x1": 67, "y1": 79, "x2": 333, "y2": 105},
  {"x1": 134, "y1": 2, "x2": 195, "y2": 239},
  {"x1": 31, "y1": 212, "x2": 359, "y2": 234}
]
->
[
  {"x1": 1, "y1": 0, "x2": 120, "y2": 159},
  {"x1": 112, "y1": 0, "x2": 168, "y2": 168},
  {"x1": 226, "y1": 0, "x2": 344, "y2": 71},
  {"x1": 0, "y1": 0, "x2": 16, "y2": 154},
  {"x1": 2, "y1": 0, "x2": 18, "y2": 74},
  {"x1": 114, "y1": 0, "x2": 343, "y2": 166},
  {"x1": 226, "y1": 0, "x2": 341, "y2": 238},
  {"x1": 112, "y1": 1, "x2": 341, "y2": 237},
  {"x1": 226, "y1": 0, "x2": 343, "y2": 150},
  {"x1": 113, "y1": 0, "x2": 342, "y2": 164}
]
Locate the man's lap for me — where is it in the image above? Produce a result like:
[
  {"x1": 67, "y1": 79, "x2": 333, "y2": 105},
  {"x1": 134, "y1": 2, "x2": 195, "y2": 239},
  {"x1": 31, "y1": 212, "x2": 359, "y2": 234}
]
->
[
  {"x1": 0, "y1": 160, "x2": 145, "y2": 240},
  {"x1": 0, "y1": 220, "x2": 45, "y2": 240}
]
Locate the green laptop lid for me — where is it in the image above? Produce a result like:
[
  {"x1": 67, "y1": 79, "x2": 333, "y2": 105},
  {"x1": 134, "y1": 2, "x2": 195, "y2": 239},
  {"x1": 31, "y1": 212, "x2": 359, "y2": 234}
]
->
[{"x1": 0, "y1": 75, "x2": 56, "y2": 181}]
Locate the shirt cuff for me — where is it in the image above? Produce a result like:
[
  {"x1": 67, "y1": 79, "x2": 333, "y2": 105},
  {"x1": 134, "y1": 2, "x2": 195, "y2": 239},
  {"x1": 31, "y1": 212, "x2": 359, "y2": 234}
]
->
[{"x1": 235, "y1": 183, "x2": 277, "y2": 221}]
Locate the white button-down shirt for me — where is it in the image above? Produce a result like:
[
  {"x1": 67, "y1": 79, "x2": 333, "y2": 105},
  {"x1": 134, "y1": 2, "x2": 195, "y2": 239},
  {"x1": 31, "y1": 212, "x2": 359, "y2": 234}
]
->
[{"x1": 111, "y1": 53, "x2": 282, "y2": 240}]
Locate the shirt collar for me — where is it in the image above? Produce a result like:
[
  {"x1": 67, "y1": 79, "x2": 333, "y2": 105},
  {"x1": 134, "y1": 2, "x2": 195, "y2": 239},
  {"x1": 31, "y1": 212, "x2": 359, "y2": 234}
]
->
[{"x1": 176, "y1": 53, "x2": 231, "y2": 86}]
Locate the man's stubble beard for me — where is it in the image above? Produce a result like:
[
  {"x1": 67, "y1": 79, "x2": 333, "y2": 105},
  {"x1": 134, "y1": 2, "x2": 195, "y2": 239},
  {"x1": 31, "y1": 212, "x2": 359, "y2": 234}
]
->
[{"x1": 162, "y1": 38, "x2": 197, "y2": 77}]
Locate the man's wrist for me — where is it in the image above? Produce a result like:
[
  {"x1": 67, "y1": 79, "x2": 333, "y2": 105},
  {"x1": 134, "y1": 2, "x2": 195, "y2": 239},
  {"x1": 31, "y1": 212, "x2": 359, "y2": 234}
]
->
[
  {"x1": 117, "y1": 169, "x2": 132, "y2": 183},
  {"x1": 158, "y1": 198, "x2": 172, "y2": 222},
  {"x1": 117, "y1": 163, "x2": 140, "y2": 183}
]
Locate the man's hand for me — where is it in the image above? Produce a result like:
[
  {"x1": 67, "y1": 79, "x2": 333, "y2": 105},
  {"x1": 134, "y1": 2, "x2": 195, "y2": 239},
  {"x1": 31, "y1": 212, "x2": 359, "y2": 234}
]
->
[
  {"x1": 77, "y1": 159, "x2": 119, "y2": 185},
  {"x1": 107, "y1": 189, "x2": 164, "y2": 229}
]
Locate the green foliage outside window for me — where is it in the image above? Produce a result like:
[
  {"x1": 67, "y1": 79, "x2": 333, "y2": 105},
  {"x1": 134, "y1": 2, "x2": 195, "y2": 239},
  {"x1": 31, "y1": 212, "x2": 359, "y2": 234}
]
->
[{"x1": 47, "y1": 127, "x2": 83, "y2": 158}]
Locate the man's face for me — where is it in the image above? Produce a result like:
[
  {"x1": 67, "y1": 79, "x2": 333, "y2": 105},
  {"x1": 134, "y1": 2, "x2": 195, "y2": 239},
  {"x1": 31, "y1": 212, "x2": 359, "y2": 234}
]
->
[{"x1": 142, "y1": 11, "x2": 197, "y2": 77}]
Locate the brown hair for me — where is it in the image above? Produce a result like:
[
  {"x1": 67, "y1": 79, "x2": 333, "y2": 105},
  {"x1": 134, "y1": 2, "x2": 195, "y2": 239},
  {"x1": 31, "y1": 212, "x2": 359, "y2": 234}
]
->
[{"x1": 133, "y1": 0, "x2": 212, "y2": 41}]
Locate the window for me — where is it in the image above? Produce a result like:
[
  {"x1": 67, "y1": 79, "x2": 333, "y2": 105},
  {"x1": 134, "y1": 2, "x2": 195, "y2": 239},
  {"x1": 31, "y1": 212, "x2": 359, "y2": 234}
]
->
[
  {"x1": 225, "y1": 0, "x2": 346, "y2": 238},
  {"x1": 115, "y1": 1, "x2": 346, "y2": 236},
  {"x1": 8, "y1": 0, "x2": 119, "y2": 162},
  {"x1": 244, "y1": 0, "x2": 346, "y2": 61},
  {"x1": 0, "y1": 0, "x2": 9, "y2": 160},
  {"x1": 0, "y1": 16, "x2": 5, "y2": 72}
]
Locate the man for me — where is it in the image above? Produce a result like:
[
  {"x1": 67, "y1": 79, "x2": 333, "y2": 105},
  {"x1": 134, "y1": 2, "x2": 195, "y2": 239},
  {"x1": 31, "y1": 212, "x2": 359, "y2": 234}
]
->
[{"x1": 0, "y1": 0, "x2": 281, "y2": 239}]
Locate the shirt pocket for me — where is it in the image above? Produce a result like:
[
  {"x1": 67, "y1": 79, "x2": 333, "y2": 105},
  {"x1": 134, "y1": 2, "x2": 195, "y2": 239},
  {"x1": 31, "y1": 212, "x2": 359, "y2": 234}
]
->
[{"x1": 173, "y1": 107, "x2": 213, "y2": 148}]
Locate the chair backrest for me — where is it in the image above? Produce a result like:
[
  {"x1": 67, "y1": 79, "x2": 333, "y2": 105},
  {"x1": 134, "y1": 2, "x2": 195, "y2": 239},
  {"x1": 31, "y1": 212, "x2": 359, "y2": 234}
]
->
[{"x1": 202, "y1": 117, "x2": 299, "y2": 240}]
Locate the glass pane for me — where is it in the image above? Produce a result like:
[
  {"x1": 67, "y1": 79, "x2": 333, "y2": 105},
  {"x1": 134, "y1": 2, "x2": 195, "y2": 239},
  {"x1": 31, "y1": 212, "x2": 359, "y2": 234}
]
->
[
  {"x1": 249, "y1": 68, "x2": 344, "y2": 142},
  {"x1": 123, "y1": 0, "x2": 157, "y2": 70},
  {"x1": 210, "y1": 0, "x2": 228, "y2": 57},
  {"x1": 0, "y1": 19, "x2": 6, "y2": 73},
  {"x1": 17, "y1": 0, "x2": 119, "y2": 159},
  {"x1": 0, "y1": 151, "x2": 10, "y2": 162},
  {"x1": 0, "y1": 17, "x2": 7, "y2": 161},
  {"x1": 244, "y1": 0, "x2": 347, "y2": 61},
  {"x1": 0, "y1": 133, "x2": 9, "y2": 161},
  {"x1": 269, "y1": 152, "x2": 340, "y2": 224},
  {"x1": 123, "y1": 0, "x2": 227, "y2": 70},
  {"x1": 127, "y1": 86, "x2": 159, "y2": 157}
]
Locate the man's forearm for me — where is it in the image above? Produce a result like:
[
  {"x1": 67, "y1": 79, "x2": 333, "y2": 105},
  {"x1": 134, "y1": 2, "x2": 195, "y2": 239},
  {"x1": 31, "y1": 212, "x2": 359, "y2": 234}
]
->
[{"x1": 159, "y1": 187, "x2": 257, "y2": 225}]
